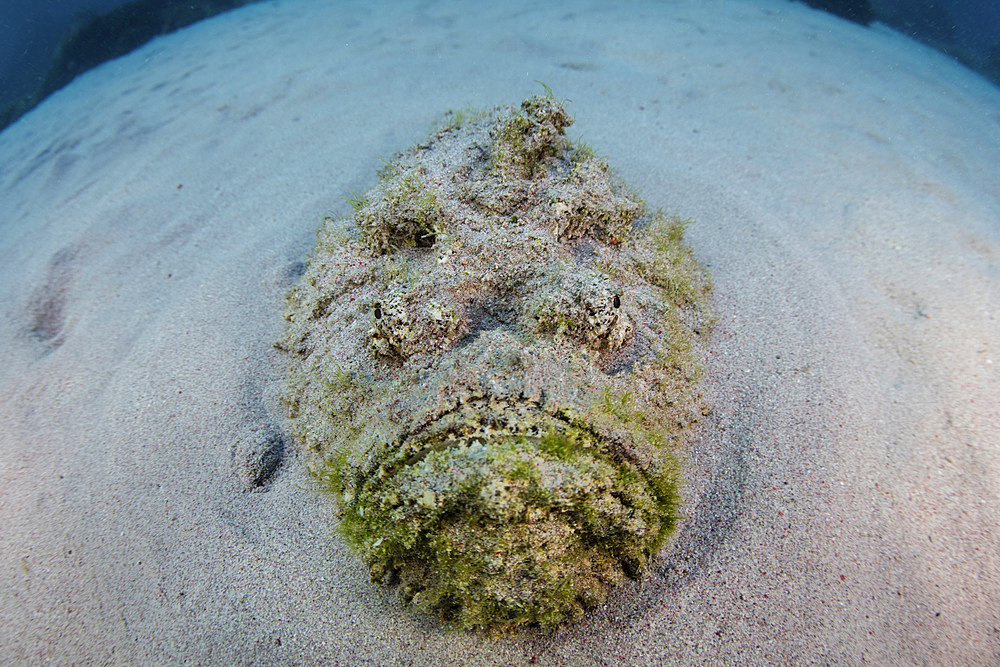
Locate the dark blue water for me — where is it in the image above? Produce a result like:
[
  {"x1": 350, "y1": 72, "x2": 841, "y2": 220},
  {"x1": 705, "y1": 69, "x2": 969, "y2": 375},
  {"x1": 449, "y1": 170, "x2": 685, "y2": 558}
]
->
[
  {"x1": 872, "y1": 0, "x2": 1000, "y2": 81},
  {"x1": 1, "y1": 0, "x2": 999, "y2": 134},
  {"x1": 0, "y1": 0, "x2": 258, "y2": 132}
]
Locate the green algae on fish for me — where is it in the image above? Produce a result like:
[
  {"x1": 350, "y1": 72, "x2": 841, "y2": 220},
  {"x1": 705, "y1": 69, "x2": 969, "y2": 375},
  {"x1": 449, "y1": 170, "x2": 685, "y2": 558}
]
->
[{"x1": 276, "y1": 93, "x2": 713, "y2": 633}]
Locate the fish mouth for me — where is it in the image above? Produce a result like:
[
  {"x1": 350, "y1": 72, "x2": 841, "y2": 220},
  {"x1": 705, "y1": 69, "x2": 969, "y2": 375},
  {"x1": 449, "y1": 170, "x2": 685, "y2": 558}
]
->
[
  {"x1": 361, "y1": 389, "x2": 611, "y2": 477},
  {"x1": 399, "y1": 400, "x2": 581, "y2": 465}
]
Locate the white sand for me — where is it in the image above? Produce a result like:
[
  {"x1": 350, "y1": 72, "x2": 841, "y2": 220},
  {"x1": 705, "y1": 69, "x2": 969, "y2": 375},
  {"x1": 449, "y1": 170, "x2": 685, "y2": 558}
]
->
[{"x1": 1, "y1": 0, "x2": 998, "y2": 663}]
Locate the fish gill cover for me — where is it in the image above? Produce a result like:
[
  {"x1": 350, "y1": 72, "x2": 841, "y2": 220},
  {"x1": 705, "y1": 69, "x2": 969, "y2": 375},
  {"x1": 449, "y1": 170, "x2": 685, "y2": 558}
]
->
[{"x1": 276, "y1": 92, "x2": 714, "y2": 633}]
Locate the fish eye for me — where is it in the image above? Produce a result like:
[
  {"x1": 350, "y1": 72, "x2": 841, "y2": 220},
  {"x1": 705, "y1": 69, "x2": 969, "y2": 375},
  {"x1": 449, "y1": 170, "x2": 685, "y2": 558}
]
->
[
  {"x1": 374, "y1": 302, "x2": 382, "y2": 319},
  {"x1": 613, "y1": 294, "x2": 621, "y2": 309}
]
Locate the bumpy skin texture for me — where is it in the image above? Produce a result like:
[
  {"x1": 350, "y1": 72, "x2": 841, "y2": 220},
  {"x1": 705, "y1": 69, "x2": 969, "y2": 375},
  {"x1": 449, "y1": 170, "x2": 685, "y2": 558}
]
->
[{"x1": 277, "y1": 95, "x2": 713, "y2": 633}]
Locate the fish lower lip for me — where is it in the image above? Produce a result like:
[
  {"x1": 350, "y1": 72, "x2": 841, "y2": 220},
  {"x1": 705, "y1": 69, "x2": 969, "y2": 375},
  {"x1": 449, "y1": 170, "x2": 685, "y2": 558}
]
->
[{"x1": 340, "y1": 426, "x2": 678, "y2": 631}]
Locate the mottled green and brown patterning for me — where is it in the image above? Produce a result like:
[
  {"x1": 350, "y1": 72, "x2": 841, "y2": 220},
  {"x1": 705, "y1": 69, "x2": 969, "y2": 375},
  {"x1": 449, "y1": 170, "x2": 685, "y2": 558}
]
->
[{"x1": 276, "y1": 92, "x2": 713, "y2": 633}]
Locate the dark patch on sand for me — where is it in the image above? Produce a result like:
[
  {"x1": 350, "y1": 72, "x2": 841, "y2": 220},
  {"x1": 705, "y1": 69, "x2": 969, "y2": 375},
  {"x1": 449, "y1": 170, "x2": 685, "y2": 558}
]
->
[
  {"x1": 25, "y1": 246, "x2": 77, "y2": 352},
  {"x1": 232, "y1": 420, "x2": 286, "y2": 491}
]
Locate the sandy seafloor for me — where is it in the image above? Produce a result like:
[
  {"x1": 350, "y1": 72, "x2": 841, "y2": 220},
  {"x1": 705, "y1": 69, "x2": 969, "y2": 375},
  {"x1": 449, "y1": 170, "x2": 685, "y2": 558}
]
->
[{"x1": 1, "y1": 0, "x2": 999, "y2": 663}]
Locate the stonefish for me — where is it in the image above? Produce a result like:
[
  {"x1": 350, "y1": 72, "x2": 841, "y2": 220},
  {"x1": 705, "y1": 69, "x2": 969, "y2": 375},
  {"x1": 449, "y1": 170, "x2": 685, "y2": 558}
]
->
[{"x1": 276, "y1": 93, "x2": 713, "y2": 632}]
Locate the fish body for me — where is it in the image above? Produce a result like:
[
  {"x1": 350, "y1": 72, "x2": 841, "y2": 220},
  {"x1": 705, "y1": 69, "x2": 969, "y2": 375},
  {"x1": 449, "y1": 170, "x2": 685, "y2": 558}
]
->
[{"x1": 278, "y1": 94, "x2": 712, "y2": 632}]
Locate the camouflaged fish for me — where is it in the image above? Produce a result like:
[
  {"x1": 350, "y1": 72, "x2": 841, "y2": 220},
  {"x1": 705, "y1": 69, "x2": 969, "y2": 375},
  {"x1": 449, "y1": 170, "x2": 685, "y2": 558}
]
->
[{"x1": 276, "y1": 93, "x2": 713, "y2": 633}]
